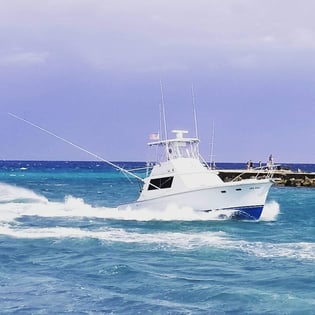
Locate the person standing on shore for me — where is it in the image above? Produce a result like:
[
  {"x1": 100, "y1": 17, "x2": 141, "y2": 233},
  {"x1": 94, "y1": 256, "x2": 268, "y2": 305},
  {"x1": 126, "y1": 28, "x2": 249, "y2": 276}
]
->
[{"x1": 268, "y1": 154, "x2": 274, "y2": 169}]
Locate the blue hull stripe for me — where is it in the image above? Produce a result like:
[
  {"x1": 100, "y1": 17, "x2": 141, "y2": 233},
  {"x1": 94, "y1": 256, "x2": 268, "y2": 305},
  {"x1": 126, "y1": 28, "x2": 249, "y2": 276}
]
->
[
  {"x1": 204, "y1": 205, "x2": 264, "y2": 220},
  {"x1": 224, "y1": 205, "x2": 264, "y2": 220}
]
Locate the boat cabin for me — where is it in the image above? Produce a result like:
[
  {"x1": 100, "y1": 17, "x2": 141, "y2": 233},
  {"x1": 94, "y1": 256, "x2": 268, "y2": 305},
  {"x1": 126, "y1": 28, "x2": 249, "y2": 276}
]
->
[{"x1": 138, "y1": 130, "x2": 223, "y2": 200}]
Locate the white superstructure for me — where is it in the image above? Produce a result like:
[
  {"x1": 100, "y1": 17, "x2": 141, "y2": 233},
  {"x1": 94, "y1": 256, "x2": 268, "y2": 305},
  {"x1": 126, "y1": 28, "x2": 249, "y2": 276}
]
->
[{"x1": 119, "y1": 130, "x2": 273, "y2": 220}]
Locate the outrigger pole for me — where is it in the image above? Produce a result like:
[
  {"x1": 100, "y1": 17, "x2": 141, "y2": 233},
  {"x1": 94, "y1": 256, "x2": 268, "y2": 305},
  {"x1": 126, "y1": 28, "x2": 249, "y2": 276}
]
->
[
  {"x1": 8, "y1": 113, "x2": 145, "y2": 183},
  {"x1": 191, "y1": 84, "x2": 199, "y2": 139}
]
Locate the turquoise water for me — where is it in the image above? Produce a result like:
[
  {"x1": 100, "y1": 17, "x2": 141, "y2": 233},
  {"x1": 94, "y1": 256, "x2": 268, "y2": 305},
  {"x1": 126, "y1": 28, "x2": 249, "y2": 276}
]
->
[{"x1": 0, "y1": 161, "x2": 315, "y2": 314}]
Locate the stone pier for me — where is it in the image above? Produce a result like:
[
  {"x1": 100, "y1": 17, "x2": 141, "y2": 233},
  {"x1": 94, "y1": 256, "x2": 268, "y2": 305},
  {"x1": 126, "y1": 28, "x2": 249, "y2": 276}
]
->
[{"x1": 218, "y1": 169, "x2": 315, "y2": 187}]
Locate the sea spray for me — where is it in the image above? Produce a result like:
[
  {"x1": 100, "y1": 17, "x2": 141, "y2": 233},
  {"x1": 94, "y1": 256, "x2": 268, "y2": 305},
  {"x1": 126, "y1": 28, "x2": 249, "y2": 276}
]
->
[
  {"x1": 0, "y1": 182, "x2": 48, "y2": 204},
  {"x1": 0, "y1": 182, "x2": 281, "y2": 223},
  {"x1": 260, "y1": 200, "x2": 280, "y2": 221}
]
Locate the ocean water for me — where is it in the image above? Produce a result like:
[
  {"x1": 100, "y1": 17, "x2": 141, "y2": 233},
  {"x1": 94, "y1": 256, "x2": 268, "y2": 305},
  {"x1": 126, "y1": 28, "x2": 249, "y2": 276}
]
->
[{"x1": 0, "y1": 161, "x2": 315, "y2": 314}]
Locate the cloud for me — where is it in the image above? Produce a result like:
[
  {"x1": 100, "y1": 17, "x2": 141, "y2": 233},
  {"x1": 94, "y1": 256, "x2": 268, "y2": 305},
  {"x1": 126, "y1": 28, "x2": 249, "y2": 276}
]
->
[
  {"x1": 0, "y1": 51, "x2": 49, "y2": 67},
  {"x1": 1, "y1": 0, "x2": 315, "y2": 72},
  {"x1": 289, "y1": 28, "x2": 315, "y2": 50}
]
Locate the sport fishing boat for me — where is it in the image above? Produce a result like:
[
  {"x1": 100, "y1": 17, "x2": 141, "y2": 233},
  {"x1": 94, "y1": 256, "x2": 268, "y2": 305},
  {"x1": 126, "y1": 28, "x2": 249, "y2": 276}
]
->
[
  {"x1": 118, "y1": 129, "x2": 273, "y2": 220},
  {"x1": 9, "y1": 112, "x2": 273, "y2": 220}
]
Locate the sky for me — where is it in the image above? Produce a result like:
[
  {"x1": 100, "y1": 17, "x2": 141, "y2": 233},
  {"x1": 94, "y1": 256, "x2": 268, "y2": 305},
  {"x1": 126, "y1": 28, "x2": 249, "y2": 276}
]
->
[{"x1": 1, "y1": 0, "x2": 315, "y2": 163}]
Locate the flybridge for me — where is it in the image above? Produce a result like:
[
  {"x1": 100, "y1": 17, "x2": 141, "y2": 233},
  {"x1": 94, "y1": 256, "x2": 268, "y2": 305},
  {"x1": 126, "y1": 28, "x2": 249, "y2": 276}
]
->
[
  {"x1": 147, "y1": 130, "x2": 200, "y2": 161},
  {"x1": 148, "y1": 130, "x2": 199, "y2": 145}
]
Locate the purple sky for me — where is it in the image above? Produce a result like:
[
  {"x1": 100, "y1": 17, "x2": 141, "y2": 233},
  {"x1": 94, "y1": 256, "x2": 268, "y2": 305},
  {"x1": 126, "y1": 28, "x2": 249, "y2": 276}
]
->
[{"x1": 1, "y1": 0, "x2": 315, "y2": 163}]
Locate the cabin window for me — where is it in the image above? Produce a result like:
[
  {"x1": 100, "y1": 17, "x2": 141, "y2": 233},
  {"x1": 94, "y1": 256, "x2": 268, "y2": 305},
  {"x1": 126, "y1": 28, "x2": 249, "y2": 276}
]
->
[{"x1": 148, "y1": 176, "x2": 174, "y2": 190}]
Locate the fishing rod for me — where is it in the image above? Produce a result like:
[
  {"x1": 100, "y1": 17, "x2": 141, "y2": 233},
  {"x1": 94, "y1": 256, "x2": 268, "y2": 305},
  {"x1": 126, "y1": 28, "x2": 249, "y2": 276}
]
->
[{"x1": 8, "y1": 112, "x2": 145, "y2": 183}]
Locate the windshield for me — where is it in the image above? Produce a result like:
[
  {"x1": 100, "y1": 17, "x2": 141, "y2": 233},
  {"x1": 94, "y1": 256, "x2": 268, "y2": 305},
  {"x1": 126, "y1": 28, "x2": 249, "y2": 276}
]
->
[{"x1": 168, "y1": 141, "x2": 199, "y2": 159}]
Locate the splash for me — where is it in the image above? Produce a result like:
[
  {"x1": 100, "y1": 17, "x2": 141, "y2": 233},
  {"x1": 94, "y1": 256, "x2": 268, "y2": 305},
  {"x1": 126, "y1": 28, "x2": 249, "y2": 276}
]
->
[
  {"x1": 0, "y1": 183, "x2": 278, "y2": 223},
  {"x1": 0, "y1": 184, "x2": 313, "y2": 261},
  {"x1": 0, "y1": 183, "x2": 239, "y2": 222},
  {"x1": 99, "y1": 204, "x2": 240, "y2": 222},
  {"x1": 0, "y1": 182, "x2": 47, "y2": 204},
  {"x1": 0, "y1": 197, "x2": 238, "y2": 223},
  {"x1": 260, "y1": 200, "x2": 280, "y2": 221}
]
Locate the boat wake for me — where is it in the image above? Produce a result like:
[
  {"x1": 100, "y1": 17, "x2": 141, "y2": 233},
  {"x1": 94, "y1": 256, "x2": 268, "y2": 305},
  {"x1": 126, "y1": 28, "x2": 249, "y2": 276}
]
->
[
  {"x1": 0, "y1": 182, "x2": 47, "y2": 204},
  {"x1": 0, "y1": 182, "x2": 279, "y2": 223},
  {"x1": 0, "y1": 220, "x2": 314, "y2": 261},
  {"x1": 0, "y1": 183, "x2": 313, "y2": 261}
]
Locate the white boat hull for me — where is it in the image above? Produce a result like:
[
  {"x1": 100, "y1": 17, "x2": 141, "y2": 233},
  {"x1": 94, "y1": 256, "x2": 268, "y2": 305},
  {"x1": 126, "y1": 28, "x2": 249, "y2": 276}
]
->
[{"x1": 119, "y1": 179, "x2": 273, "y2": 220}]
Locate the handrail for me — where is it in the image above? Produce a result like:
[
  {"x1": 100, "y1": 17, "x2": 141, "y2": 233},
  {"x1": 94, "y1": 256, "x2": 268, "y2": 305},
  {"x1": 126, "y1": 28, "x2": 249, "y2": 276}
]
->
[{"x1": 231, "y1": 167, "x2": 274, "y2": 182}]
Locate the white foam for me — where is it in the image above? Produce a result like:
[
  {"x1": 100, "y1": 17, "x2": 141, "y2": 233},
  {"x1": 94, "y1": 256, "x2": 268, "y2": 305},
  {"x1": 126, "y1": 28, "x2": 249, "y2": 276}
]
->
[
  {"x1": 99, "y1": 205, "x2": 239, "y2": 221},
  {"x1": 0, "y1": 224, "x2": 228, "y2": 249},
  {"x1": 1, "y1": 223, "x2": 314, "y2": 260},
  {"x1": 236, "y1": 240, "x2": 315, "y2": 260},
  {"x1": 0, "y1": 183, "x2": 310, "y2": 261},
  {"x1": 1, "y1": 184, "x2": 312, "y2": 260},
  {"x1": 0, "y1": 183, "x2": 236, "y2": 222},
  {"x1": 0, "y1": 196, "x2": 109, "y2": 222},
  {"x1": 0, "y1": 183, "x2": 280, "y2": 223},
  {"x1": 0, "y1": 182, "x2": 47, "y2": 203},
  {"x1": 260, "y1": 200, "x2": 280, "y2": 221},
  {"x1": 0, "y1": 198, "x2": 238, "y2": 223}
]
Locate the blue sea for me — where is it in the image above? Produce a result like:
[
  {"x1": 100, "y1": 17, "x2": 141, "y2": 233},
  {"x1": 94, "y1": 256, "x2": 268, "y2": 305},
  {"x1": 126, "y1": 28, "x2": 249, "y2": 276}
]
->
[{"x1": 1, "y1": 161, "x2": 315, "y2": 314}]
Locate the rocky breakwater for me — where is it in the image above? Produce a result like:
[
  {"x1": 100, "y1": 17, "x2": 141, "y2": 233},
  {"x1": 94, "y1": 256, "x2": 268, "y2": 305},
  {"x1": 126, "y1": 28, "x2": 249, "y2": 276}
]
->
[{"x1": 218, "y1": 169, "x2": 315, "y2": 187}]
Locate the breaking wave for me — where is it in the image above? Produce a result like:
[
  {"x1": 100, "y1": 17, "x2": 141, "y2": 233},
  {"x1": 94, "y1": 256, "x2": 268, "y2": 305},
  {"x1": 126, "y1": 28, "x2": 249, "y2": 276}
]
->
[
  {"x1": 0, "y1": 183, "x2": 313, "y2": 261},
  {"x1": 0, "y1": 182, "x2": 47, "y2": 204},
  {"x1": 0, "y1": 183, "x2": 279, "y2": 223},
  {"x1": 0, "y1": 224, "x2": 314, "y2": 261}
]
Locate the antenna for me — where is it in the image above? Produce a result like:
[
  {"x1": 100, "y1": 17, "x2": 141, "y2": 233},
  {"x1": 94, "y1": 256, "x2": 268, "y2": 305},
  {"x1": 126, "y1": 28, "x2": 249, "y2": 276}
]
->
[
  {"x1": 191, "y1": 84, "x2": 199, "y2": 139},
  {"x1": 159, "y1": 80, "x2": 169, "y2": 159},
  {"x1": 159, "y1": 103, "x2": 163, "y2": 141},
  {"x1": 159, "y1": 80, "x2": 168, "y2": 141},
  {"x1": 8, "y1": 112, "x2": 145, "y2": 183},
  {"x1": 210, "y1": 120, "x2": 216, "y2": 169}
]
